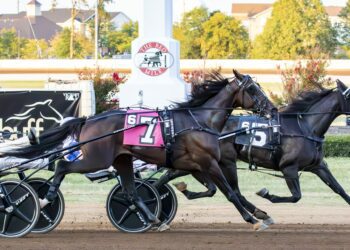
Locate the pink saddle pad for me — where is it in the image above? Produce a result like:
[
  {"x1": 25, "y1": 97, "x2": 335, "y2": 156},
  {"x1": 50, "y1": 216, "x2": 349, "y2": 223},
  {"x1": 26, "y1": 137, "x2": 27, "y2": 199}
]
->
[{"x1": 123, "y1": 110, "x2": 164, "y2": 147}]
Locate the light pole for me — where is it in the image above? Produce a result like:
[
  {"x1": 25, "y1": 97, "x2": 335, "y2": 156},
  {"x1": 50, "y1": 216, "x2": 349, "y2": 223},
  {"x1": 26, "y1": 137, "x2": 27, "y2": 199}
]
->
[{"x1": 95, "y1": 0, "x2": 99, "y2": 64}]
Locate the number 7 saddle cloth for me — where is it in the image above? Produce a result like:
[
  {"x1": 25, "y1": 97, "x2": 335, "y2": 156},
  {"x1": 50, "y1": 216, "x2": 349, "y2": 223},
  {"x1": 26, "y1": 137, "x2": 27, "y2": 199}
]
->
[{"x1": 123, "y1": 110, "x2": 165, "y2": 147}]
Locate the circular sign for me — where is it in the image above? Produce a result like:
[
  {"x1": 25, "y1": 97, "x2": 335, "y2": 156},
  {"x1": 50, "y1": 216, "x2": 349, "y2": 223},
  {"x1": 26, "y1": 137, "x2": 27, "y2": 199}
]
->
[{"x1": 134, "y1": 42, "x2": 174, "y2": 77}]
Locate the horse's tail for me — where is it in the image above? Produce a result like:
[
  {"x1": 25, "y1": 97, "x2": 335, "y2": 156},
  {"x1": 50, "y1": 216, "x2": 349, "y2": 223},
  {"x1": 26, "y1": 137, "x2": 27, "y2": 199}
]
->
[{"x1": 6, "y1": 117, "x2": 86, "y2": 158}]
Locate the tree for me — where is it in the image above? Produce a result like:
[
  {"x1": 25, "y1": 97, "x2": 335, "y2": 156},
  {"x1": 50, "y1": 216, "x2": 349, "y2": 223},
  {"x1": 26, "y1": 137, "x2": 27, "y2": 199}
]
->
[
  {"x1": 49, "y1": 28, "x2": 93, "y2": 58},
  {"x1": 201, "y1": 12, "x2": 249, "y2": 59},
  {"x1": 107, "y1": 21, "x2": 138, "y2": 55},
  {"x1": 337, "y1": 0, "x2": 350, "y2": 58},
  {"x1": 86, "y1": 0, "x2": 113, "y2": 57},
  {"x1": 270, "y1": 57, "x2": 333, "y2": 106},
  {"x1": 52, "y1": 0, "x2": 112, "y2": 58},
  {"x1": 173, "y1": 7, "x2": 209, "y2": 59},
  {"x1": 251, "y1": 0, "x2": 337, "y2": 59},
  {"x1": 21, "y1": 39, "x2": 49, "y2": 59},
  {"x1": 0, "y1": 29, "x2": 19, "y2": 59}
]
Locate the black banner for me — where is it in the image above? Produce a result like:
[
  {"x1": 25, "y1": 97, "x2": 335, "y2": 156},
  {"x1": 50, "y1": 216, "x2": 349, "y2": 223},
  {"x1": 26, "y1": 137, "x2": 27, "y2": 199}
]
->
[{"x1": 0, "y1": 91, "x2": 80, "y2": 139}]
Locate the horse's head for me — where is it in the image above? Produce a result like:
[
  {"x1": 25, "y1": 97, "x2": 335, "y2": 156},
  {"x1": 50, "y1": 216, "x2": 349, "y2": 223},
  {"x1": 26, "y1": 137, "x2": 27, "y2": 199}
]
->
[
  {"x1": 232, "y1": 69, "x2": 277, "y2": 117},
  {"x1": 336, "y1": 79, "x2": 350, "y2": 112}
]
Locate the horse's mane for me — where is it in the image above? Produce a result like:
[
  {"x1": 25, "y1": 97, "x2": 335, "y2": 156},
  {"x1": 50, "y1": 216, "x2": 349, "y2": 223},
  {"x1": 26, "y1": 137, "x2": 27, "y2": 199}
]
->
[
  {"x1": 88, "y1": 109, "x2": 126, "y2": 121},
  {"x1": 281, "y1": 88, "x2": 334, "y2": 113},
  {"x1": 176, "y1": 71, "x2": 230, "y2": 108}
]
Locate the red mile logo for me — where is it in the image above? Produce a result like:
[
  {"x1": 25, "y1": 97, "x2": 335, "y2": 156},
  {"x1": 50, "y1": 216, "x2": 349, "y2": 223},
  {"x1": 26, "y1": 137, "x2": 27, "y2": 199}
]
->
[{"x1": 135, "y1": 42, "x2": 174, "y2": 77}]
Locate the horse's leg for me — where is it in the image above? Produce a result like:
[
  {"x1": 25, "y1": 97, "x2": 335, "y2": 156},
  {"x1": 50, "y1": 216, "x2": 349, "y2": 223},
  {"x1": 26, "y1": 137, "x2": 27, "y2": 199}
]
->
[
  {"x1": 221, "y1": 163, "x2": 274, "y2": 224},
  {"x1": 114, "y1": 154, "x2": 160, "y2": 224},
  {"x1": 176, "y1": 172, "x2": 217, "y2": 200},
  {"x1": 205, "y1": 160, "x2": 264, "y2": 230},
  {"x1": 219, "y1": 140, "x2": 273, "y2": 223},
  {"x1": 310, "y1": 161, "x2": 350, "y2": 205},
  {"x1": 155, "y1": 169, "x2": 217, "y2": 200},
  {"x1": 256, "y1": 165, "x2": 302, "y2": 203},
  {"x1": 152, "y1": 169, "x2": 189, "y2": 189}
]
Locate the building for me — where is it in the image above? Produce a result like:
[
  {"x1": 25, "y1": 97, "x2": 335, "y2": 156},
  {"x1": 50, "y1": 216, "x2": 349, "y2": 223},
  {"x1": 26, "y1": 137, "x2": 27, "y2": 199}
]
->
[
  {"x1": 0, "y1": 0, "x2": 131, "y2": 41},
  {"x1": 43, "y1": 8, "x2": 131, "y2": 38},
  {"x1": 0, "y1": 0, "x2": 61, "y2": 41},
  {"x1": 232, "y1": 3, "x2": 343, "y2": 41}
]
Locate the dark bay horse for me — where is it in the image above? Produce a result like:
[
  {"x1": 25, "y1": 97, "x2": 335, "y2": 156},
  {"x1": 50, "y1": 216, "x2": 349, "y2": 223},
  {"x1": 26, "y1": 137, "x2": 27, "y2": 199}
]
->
[
  {"x1": 178, "y1": 80, "x2": 350, "y2": 211},
  {"x1": 8, "y1": 70, "x2": 273, "y2": 230},
  {"x1": 153, "y1": 72, "x2": 278, "y2": 225}
]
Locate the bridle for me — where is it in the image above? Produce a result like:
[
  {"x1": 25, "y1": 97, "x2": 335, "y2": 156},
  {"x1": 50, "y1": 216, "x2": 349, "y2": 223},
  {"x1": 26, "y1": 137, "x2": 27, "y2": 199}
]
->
[
  {"x1": 338, "y1": 84, "x2": 350, "y2": 112},
  {"x1": 235, "y1": 75, "x2": 272, "y2": 116},
  {"x1": 342, "y1": 87, "x2": 350, "y2": 100}
]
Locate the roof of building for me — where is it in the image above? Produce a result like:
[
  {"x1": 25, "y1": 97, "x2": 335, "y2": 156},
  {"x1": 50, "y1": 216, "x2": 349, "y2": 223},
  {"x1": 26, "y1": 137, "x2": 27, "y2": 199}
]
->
[
  {"x1": 42, "y1": 8, "x2": 95, "y2": 23},
  {"x1": 232, "y1": 3, "x2": 272, "y2": 17},
  {"x1": 325, "y1": 6, "x2": 342, "y2": 16},
  {"x1": 41, "y1": 8, "x2": 125, "y2": 24},
  {"x1": 27, "y1": 0, "x2": 42, "y2": 6},
  {"x1": 0, "y1": 14, "x2": 61, "y2": 40},
  {"x1": 0, "y1": 6, "x2": 129, "y2": 41}
]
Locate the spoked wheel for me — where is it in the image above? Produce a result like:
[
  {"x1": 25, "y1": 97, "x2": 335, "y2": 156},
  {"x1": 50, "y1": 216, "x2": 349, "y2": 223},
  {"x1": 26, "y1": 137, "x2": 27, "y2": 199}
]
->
[
  {"x1": 27, "y1": 178, "x2": 65, "y2": 234},
  {"x1": 0, "y1": 179, "x2": 40, "y2": 238},
  {"x1": 106, "y1": 179, "x2": 161, "y2": 233},
  {"x1": 148, "y1": 179, "x2": 178, "y2": 226}
]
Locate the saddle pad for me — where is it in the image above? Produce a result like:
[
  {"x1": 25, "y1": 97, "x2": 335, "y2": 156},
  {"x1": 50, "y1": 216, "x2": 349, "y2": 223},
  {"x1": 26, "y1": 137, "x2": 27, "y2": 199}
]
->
[
  {"x1": 234, "y1": 116, "x2": 273, "y2": 149},
  {"x1": 123, "y1": 110, "x2": 164, "y2": 147}
]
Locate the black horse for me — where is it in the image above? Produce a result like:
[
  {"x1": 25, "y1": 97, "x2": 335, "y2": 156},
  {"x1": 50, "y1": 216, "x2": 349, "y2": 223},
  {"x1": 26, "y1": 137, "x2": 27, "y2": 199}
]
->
[
  {"x1": 7, "y1": 70, "x2": 273, "y2": 230},
  {"x1": 171, "y1": 80, "x2": 350, "y2": 212}
]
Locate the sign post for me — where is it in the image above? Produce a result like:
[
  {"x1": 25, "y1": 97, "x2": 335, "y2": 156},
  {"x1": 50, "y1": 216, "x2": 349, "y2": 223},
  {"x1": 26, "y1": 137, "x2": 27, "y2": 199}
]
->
[{"x1": 119, "y1": 0, "x2": 188, "y2": 108}]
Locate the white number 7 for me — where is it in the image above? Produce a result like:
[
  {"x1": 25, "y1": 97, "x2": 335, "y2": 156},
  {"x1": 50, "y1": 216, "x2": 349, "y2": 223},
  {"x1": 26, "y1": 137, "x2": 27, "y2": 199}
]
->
[{"x1": 140, "y1": 116, "x2": 157, "y2": 144}]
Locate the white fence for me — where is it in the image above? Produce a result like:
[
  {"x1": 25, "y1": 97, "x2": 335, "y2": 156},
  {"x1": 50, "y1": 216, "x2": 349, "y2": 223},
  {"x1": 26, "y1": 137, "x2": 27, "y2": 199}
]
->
[{"x1": 1, "y1": 59, "x2": 350, "y2": 83}]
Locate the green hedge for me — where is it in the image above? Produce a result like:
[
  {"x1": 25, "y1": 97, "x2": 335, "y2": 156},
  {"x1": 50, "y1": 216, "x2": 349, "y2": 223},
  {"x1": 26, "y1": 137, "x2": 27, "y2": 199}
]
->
[{"x1": 324, "y1": 135, "x2": 350, "y2": 157}]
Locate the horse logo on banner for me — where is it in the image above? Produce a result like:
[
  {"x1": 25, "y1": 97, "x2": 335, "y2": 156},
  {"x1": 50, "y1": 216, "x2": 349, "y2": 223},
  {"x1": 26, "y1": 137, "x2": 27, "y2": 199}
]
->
[{"x1": 6, "y1": 99, "x2": 64, "y2": 123}]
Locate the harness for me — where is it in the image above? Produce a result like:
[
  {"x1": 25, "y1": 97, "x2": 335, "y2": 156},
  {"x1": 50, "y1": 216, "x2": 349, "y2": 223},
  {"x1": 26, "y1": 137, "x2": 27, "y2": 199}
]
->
[
  {"x1": 161, "y1": 108, "x2": 222, "y2": 168},
  {"x1": 161, "y1": 108, "x2": 175, "y2": 168}
]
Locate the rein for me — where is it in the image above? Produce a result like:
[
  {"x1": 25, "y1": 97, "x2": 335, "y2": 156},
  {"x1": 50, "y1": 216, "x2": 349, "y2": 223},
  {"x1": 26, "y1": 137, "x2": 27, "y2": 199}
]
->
[
  {"x1": 173, "y1": 109, "x2": 220, "y2": 137},
  {"x1": 236, "y1": 166, "x2": 286, "y2": 179}
]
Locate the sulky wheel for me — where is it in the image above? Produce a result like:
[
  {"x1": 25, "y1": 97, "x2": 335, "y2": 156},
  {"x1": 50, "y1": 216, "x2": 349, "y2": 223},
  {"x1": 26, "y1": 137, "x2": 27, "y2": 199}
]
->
[
  {"x1": 0, "y1": 179, "x2": 40, "y2": 238},
  {"x1": 27, "y1": 178, "x2": 65, "y2": 234},
  {"x1": 148, "y1": 179, "x2": 178, "y2": 226},
  {"x1": 106, "y1": 179, "x2": 161, "y2": 233}
]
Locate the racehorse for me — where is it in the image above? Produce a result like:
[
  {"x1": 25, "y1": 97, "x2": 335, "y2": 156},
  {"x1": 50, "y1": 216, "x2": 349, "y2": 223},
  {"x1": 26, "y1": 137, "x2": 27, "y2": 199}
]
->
[
  {"x1": 173, "y1": 80, "x2": 350, "y2": 211},
  {"x1": 153, "y1": 72, "x2": 278, "y2": 224},
  {"x1": 7, "y1": 70, "x2": 274, "y2": 230}
]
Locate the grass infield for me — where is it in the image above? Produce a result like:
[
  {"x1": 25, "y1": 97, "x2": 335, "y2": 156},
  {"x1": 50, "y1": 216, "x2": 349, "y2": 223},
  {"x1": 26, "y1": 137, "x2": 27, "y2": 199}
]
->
[{"x1": 29, "y1": 157, "x2": 350, "y2": 206}]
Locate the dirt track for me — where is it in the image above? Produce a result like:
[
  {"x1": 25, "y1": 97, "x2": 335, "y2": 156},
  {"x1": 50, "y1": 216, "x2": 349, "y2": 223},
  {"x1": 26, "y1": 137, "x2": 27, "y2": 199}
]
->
[
  {"x1": 3, "y1": 203, "x2": 350, "y2": 250},
  {"x1": 3, "y1": 224, "x2": 350, "y2": 250}
]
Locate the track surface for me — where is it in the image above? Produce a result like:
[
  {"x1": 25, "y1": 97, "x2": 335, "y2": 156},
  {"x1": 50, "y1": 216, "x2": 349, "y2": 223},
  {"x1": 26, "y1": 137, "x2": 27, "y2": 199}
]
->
[
  {"x1": 2, "y1": 203, "x2": 350, "y2": 249},
  {"x1": 2, "y1": 224, "x2": 350, "y2": 250}
]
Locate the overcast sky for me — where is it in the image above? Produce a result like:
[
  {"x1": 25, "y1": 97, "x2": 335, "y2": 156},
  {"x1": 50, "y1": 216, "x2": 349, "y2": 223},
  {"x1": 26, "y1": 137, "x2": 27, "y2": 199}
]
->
[{"x1": 0, "y1": 0, "x2": 347, "y2": 22}]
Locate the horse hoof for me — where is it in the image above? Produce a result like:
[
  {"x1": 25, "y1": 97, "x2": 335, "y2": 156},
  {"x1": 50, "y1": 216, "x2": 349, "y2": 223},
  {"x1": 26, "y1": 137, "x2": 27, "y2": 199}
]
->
[
  {"x1": 256, "y1": 188, "x2": 269, "y2": 198},
  {"x1": 157, "y1": 223, "x2": 170, "y2": 232},
  {"x1": 253, "y1": 222, "x2": 269, "y2": 231},
  {"x1": 174, "y1": 182, "x2": 187, "y2": 192},
  {"x1": 263, "y1": 217, "x2": 275, "y2": 226},
  {"x1": 149, "y1": 216, "x2": 161, "y2": 225}
]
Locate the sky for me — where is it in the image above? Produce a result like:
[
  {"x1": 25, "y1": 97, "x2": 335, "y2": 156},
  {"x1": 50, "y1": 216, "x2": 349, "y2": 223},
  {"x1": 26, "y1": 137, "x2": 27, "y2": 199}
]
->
[{"x1": 0, "y1": 0, "x2": 347, "y2": 22}]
